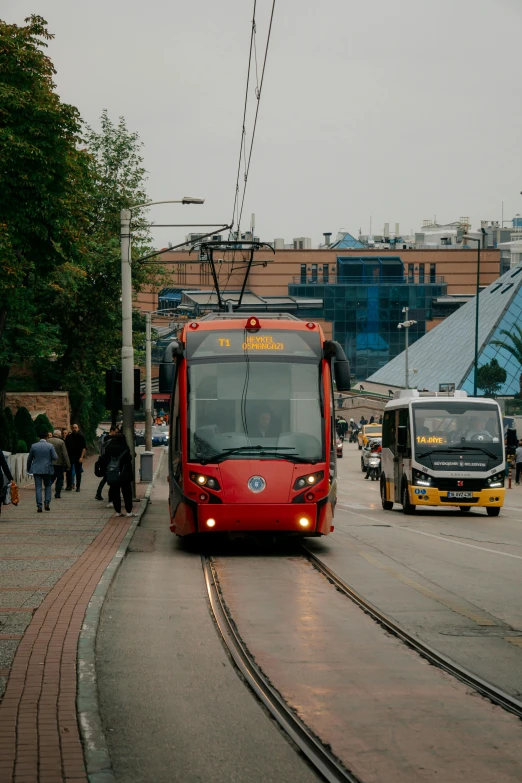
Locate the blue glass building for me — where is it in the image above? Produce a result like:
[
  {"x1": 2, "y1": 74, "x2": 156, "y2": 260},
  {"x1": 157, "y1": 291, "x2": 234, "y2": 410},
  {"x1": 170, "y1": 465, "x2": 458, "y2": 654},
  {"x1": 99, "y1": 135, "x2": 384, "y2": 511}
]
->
[
  {"x1": 289, "y1": 256, "x2": 446, "y2": 379},
  {"x1": 368, "y1": 263, "x2": 522, "y2": 394}
]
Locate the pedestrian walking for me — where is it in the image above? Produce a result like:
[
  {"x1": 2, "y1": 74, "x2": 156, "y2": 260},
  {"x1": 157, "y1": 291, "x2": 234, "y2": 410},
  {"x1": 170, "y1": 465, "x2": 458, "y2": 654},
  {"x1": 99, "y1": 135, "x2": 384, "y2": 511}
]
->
[
  {"x1": 95, "y1": 426, "x2": 118, "y2": 501},
  {"x1": 515, "y1": 440, "x2": 522, "y2": 485},
  {"x1": 100, "y1": 431, "x2": 135, "y2": 517},
  {"x1": 0, "y1": 450, "x2": 13, "y2": 517},
  {"x1": 47, "y1": 430, "x2": 70, "y2": 498},
  {"x1": 65, "y1": 424, "x2": 86, "y2": 492},
  {"x1": 27, "y1": 433, "x2": 58, "y2": 512}
]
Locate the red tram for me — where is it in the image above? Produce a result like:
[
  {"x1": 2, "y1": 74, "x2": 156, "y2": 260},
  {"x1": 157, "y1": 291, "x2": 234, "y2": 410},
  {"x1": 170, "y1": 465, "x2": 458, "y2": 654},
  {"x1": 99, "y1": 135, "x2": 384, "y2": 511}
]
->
[{"x1": 160, "y1": 314, "x2": 350, "y2": 537}]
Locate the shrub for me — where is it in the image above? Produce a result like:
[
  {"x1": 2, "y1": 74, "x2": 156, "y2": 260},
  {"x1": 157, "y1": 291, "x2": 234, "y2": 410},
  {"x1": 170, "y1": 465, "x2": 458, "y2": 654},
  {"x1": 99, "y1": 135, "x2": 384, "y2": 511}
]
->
[
  {"x1": 16, "y1": 439, "x2": 27, "y2": 453},
  {"x1": 0, "y1": 410, "x2": 10, "y2": 451},
  {"x1": 34, "y1": 413, "x2": 53, "y2": 437},
  {"x1": 4, "y1": 408, "x2": 17, "y2": 452},
  {"x1": 14, "y1": 407, "x2": 37, "y2": 447}
]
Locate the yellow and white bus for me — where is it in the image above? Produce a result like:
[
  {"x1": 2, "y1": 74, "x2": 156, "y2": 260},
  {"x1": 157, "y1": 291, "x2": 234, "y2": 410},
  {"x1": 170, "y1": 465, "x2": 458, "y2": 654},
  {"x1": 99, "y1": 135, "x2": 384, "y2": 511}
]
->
[{"x1": 380, "y1": 389, "x2": 505, "y2": 516}]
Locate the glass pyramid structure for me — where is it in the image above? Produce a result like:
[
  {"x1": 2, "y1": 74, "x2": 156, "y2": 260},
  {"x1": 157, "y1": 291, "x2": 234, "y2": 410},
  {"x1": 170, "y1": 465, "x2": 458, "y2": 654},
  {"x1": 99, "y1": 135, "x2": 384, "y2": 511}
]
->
[{"x1": 368, "y1": 263, "x2": 522, "y2": 394}]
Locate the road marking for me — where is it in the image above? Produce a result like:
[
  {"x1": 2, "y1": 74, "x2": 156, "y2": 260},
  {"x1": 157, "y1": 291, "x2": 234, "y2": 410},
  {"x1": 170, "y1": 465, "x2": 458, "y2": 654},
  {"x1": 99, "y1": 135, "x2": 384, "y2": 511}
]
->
[
  {"x1": 336, "y1": 506, "x2": 522, "y2": 561},
  {"x1": 357, "y1": 550, "x2": 495, "y2": 625}
]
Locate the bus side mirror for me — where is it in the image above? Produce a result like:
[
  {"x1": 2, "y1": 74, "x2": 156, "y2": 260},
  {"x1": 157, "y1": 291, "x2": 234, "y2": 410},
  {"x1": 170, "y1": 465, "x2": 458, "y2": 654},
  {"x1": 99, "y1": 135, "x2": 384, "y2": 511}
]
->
[
  {"x1": 334, "y1": 361, "x2": 351, "y2": 392},
  {"x1": 397, "y1": 425, "x2": 407, "y2": 453}
]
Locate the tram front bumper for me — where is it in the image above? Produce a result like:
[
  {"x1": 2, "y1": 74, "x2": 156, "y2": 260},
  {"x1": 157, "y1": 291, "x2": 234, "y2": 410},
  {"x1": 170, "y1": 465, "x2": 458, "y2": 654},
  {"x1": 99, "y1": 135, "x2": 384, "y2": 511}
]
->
[
  {"x1": 197, "y1": 503, "x2": 319, "y2": 533},
  {"x1": 410, "y1": 487, "x2": 505, "y2": 507}
]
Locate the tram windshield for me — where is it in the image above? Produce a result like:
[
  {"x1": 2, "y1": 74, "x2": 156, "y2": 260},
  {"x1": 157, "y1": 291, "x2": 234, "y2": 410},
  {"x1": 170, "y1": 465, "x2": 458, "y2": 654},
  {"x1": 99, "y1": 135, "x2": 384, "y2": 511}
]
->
[
  {"x1": 188, "y1": 361, "x2": 323, "y2": 463},
  {"x1": 413, "y1": 402, "x2": 502, "y2": 457}
]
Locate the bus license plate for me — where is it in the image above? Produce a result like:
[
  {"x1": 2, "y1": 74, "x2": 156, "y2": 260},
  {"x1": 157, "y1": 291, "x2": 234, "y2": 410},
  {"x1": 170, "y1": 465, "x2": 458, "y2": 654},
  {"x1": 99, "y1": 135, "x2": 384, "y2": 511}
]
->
[{"x1": 447, "y1": 491, "x2": 473, "y2": 499}]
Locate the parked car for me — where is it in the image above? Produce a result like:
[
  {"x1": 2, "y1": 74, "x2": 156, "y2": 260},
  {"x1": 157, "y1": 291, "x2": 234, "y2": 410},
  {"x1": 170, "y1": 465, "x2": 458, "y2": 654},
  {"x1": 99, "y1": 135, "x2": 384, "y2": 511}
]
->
[{"x1": 336, "y1": 437, "x2": 343, "y2": 458}]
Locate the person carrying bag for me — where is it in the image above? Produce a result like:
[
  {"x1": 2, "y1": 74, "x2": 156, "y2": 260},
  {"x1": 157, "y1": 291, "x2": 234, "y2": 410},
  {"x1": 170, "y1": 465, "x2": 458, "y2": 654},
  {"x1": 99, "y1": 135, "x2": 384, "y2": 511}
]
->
[
  {"x1": 99, "y1": 432, "x2": 136, "y2": 517},
  {"x1": 0, "y1": 450, "x2": 14, "y2": 517}
]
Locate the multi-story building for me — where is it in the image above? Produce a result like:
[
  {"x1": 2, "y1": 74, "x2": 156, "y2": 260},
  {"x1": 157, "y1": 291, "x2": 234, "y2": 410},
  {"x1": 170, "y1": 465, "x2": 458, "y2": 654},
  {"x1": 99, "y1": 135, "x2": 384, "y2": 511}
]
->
[{"x1": 136, "y1": 242, "x2": 501, "y2": 380}]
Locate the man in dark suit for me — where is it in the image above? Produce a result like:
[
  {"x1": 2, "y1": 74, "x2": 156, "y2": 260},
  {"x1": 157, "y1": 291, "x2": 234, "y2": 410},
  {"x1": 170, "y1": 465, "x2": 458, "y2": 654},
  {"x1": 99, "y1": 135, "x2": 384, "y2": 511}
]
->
[{"x1": 250, "y1": 408, "x2": 279, "y2": 439}]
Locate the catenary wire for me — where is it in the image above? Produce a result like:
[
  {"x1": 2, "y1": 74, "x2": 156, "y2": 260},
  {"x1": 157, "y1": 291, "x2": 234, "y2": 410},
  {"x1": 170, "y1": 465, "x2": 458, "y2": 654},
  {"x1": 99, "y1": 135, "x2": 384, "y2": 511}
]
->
[{"x1": 236, "y1": 0, "x2": 276, "y2": 234}]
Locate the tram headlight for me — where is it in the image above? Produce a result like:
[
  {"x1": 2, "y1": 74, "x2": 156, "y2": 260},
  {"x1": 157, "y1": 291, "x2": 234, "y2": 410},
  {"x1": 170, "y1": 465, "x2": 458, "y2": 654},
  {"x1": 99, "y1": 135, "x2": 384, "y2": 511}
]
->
[
  {"x1": 298, "y1": 518, "x2": 310, "y2": 528},
  {"x1": 190, "y1": 473, "x2": 221, "y2": 490},
  {"x1": 412, "y1": 469, "x2": 432, "y2": 487},
  {"x1": 206, "y1": 518, "x2": 216, "y2": 528},
  {"x1": 293, "y1": 471, "x2": 324, "y2": 490}
]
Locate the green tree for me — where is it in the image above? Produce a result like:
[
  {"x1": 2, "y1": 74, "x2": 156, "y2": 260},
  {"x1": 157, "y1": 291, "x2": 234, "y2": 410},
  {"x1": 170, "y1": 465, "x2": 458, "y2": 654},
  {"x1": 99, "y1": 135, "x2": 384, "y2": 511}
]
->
[
  {"x1": 490, "y1": 325, "x2": 522, "y2": 397},
  {"x1": 0, "y1": 410, "x2": 10, "y2": 451},
  {"x1": 32, "y1": 112, "x2": 164, "y2": 440},
  {"x1": 4, "y1": 407, "x2": 17, "y2": 452},
  {"x1": 34, "y1": 413, "x2": 53, "y2": 436},
  {"x1": 0, "y1": 15, "x2": 88, "y2": 407},
  {"x1": 476, "y1": 358, "x2": 507, "y2": 398},
  {"x1": 14, "y1": 406, "x2": 37, "y2": 447}
]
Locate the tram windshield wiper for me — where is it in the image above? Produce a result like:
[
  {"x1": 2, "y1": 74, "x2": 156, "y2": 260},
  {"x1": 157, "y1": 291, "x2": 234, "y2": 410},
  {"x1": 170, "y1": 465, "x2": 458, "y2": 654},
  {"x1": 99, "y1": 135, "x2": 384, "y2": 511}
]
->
[{"x1": 199, "y1": 446, "x2": 316, "y2": 464}]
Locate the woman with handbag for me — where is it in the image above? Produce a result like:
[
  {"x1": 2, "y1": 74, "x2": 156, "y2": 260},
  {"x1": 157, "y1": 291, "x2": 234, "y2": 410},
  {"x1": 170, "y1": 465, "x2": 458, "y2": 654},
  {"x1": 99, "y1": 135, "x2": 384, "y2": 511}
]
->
[{"x1": 0, "y1": 450, "x2": 13, "y2": 517}]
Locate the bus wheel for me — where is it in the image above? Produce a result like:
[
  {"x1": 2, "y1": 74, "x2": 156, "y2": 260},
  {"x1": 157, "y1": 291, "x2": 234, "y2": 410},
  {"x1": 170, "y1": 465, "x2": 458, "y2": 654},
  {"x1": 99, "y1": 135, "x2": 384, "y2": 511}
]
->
[
  {"x1": 402, "y1": 483, "x2": 416, "y2": 515},
  {"x1": 459, "y1": 506, "x2": 471, "y2": 513},
  {"x1": 381, "y1": 476, "x2": 393, "y2": 510},
  {"x1": 486, "y1": 507, "x2": 500, "y2": 517}
]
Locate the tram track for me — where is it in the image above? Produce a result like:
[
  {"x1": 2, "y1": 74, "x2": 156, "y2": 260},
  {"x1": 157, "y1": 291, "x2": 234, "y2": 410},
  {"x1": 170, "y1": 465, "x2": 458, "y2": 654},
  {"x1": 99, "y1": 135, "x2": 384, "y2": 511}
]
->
[
  {"x1": 204, "y1": 543, "x2": 522, "y2": 783},
  {"x1": 302, "y1": 546, "x2": 522, "y2": 721},
  {"x1": 202, "y1": 554, "x2": 361, "y2": 783}
]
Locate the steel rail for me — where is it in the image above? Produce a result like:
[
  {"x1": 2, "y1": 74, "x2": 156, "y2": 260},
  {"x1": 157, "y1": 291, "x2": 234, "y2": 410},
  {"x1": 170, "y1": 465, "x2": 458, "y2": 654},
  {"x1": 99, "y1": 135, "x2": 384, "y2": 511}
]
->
[
  {"x1": 303, "y1": 547, "x2": 522, "y2": 721},
  {"x1": 202, "y1": 555, "x2": 361, "y2": 783}
]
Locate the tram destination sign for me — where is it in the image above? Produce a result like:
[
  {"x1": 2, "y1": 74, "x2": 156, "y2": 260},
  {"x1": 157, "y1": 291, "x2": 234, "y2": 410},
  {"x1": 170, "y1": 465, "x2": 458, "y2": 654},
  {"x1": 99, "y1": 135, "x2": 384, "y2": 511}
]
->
[{"x1": 187, "y1": 329, "x2": 321, "y2": 359}]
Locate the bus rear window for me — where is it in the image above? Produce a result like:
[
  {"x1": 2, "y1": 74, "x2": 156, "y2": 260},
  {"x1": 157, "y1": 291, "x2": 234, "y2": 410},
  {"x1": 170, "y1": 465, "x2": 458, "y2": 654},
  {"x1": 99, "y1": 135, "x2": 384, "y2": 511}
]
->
[{"x1": 186, "y1": 330, "x2": 321, "y2": 359}]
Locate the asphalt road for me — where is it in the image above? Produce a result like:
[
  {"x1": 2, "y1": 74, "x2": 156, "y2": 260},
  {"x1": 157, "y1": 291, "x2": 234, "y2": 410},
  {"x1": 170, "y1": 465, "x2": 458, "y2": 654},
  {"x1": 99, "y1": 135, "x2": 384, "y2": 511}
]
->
[
  {"x1": 96, "y1": 458, "x2": 319, "y2": 783},
  {"x1": 96, "y1": 442, "x2": 522, "y2": 780},
  {"x1": 308, "y1": 440, "x2": 522, "y2": 697}
]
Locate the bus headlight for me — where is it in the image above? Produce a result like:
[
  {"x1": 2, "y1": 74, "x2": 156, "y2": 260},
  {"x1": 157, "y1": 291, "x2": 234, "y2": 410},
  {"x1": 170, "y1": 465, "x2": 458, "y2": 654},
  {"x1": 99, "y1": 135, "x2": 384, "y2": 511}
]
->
[
  {"x1": 487, "y1": 472, "x2": 504, "y2": 488},
  {"x1": 413, "y1": 469, "x2": 432, "y2": 487},
  {"x1": 293, "y1": 472, "x2": 324, "y2": 490},
  {"x1": 190, "y1": 473, "x2": 221, "y2": 490}
]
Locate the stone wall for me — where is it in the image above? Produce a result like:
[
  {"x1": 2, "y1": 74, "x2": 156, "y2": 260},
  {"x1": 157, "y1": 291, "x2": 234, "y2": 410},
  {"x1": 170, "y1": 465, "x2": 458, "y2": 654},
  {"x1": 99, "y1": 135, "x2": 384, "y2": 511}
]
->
[{"x1": 5, "y1": 392, "x2": 70, "y2": 430}]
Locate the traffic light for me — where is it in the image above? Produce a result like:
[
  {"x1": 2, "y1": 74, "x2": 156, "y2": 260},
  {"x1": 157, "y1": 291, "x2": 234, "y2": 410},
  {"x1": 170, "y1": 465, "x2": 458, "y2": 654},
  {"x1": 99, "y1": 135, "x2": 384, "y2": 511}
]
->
[{"x1": 105, "y1": 367, "x2": 142, "y2": 412}]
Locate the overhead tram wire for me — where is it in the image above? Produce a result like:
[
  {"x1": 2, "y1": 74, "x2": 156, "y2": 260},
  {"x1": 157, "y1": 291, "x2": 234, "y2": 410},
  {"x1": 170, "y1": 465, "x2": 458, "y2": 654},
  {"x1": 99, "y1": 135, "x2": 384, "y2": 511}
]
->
[
  {"x1": 236, "y1": 0, "x2": 276, "y2": 234},
  {"x1": 230, "y1": 0, "x2": 257, "y2": 235}
]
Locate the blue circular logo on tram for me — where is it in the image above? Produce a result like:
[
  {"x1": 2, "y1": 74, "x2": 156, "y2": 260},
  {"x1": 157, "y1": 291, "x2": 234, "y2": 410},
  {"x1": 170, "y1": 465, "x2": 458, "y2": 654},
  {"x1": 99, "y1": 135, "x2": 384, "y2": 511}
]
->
[{"x1": 248, "y1": 476, "x2": 266, "y2": 493}]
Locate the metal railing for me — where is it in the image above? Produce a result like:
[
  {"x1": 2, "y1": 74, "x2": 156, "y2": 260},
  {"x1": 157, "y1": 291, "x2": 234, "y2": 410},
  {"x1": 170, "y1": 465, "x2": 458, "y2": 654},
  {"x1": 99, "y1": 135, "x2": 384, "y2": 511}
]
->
[{"x1": 292, "y1": 275, "x2": 446, "y2": 285}]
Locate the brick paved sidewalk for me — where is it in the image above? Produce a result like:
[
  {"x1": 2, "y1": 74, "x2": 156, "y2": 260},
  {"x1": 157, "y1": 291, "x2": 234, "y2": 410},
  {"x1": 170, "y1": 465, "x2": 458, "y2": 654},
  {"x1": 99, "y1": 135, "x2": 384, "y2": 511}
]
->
[{"x1": 0, "y1": 452, "x2": 158, "y2": 782}]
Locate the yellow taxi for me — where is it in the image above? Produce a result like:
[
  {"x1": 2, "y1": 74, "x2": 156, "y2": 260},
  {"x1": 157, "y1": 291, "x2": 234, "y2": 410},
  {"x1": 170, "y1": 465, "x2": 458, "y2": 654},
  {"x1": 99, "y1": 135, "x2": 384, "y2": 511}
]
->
[{"x1": 358, "y1": 423, "x2": 382, "y2": 450}]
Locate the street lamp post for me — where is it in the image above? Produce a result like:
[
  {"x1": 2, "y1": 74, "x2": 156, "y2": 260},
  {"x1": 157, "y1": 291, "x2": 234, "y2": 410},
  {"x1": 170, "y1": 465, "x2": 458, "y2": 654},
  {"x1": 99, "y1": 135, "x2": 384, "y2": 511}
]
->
[
  {"x1": 398, "y1": 306, "x2": 417, "y2": 389},
  {"x1": 145, "y1": 311, "x2": 152, "y2": 452},
  {"x1": 463, "y1": 229, "x2": 487, "y2": 396},
  {"x1": 121, "y1": 197, "x2": 204, "y2": 483}
]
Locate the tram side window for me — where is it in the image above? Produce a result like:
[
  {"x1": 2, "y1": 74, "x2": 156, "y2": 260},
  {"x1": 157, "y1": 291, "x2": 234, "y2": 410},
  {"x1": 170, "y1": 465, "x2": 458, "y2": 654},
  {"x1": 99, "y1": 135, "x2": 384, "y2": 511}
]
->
[{"x1": 382, "y1": 410, "x2": 396, "y2": 453}]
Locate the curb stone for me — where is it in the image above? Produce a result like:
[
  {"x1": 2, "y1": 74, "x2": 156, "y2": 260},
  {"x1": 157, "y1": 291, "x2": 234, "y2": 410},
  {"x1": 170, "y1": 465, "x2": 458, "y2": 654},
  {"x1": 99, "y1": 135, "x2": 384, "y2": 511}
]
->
[{"x1": 77, "y1": 448, "x2": 166, "y2": 783}]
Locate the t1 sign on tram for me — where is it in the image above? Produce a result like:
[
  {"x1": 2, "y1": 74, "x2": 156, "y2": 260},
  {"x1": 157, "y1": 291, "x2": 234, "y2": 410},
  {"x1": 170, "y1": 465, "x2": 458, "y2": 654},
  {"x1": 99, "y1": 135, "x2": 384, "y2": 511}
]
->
[
  {"x1": 163, "y1": 315, "x2": 350, "y2": 539},
  {"x1": 186, "y1": 329, "x2": 321, "y2": 359}
]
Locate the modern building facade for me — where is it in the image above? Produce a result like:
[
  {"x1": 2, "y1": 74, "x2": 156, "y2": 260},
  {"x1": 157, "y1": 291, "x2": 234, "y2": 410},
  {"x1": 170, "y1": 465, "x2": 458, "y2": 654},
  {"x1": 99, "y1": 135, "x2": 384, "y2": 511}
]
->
[
  {"x1": 135, "y1": 244, "x2": 501, "y2": 380},
  {"x1": 367, "y1": 263, "x2": 522, "y2": 396}
]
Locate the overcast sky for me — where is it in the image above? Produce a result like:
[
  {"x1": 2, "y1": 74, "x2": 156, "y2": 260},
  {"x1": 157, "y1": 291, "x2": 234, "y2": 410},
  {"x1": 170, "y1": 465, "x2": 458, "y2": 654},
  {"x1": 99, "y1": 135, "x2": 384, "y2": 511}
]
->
[{"x1": 4, "y1": 0, "x2": 522, "y2": 247}]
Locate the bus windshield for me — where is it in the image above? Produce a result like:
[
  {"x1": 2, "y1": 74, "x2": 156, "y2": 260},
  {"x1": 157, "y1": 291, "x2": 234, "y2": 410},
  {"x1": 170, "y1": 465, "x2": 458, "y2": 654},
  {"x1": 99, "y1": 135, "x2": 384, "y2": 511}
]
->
[
  {"x1": 188, "y1": 361, "x2": 323, "y2": 463},
  {"x1": 413, "y1": 402, "x2": 502, "y2": 455}
]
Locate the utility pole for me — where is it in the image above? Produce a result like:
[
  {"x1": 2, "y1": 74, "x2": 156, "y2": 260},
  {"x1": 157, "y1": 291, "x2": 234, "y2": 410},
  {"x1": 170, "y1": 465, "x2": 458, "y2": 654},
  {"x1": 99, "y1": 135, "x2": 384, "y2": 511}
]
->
[
  {"x1": 120, "y1": 209, "x2": 136, "y2": 487},
  {"x1": 398, "y1": 306, "x2": 417, "y2": 389},
  {"x1": 145, "y1": 312, "x2": 152, "y2": 451}
]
